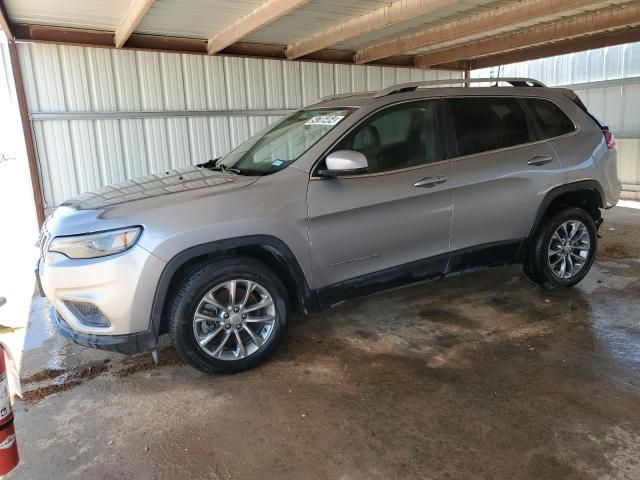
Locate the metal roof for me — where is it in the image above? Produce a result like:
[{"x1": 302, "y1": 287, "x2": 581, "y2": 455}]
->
[{"x1": 3, "y1": 0, "x2": 640, "y2": 71}]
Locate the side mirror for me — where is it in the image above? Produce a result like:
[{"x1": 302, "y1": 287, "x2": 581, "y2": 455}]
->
[{"x1": 319, "y1": 150, "x2": 368, "y2": 177}]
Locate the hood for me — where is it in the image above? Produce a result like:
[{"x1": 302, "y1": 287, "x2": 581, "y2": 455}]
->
[
  {"x1": 61, "y1": 166, "x2": 258, "y2": 211},
  {"x1": 44, "y1": 166, "x2": 260, "y2": 237}
]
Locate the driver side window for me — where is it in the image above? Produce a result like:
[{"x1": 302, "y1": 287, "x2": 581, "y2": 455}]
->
[{"x1": 334, "y1": 100, "x2": 442, "y2": 174}]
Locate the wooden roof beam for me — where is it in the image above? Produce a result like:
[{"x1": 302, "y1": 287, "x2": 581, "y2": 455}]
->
[
  {"x1": 287, "y1": 0, "x2": 454, "y2": 59},
  {"x1": 356, "y1": 0, "x2": 629, "y2": 64},
  {"x1": 115, "y1": 0, "x2": 156, "y2": 48},
  {"x1": 414, "y1": 3, "x2": 640, "y2": 68},
  {"x1": 454, "y1": 27, "x2": 640, "y2": 70},
  {"x1": 207, "y1": 0, "x2": 311, "y2": 55}
]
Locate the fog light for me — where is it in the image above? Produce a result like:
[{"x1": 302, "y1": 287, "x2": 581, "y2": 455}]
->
[{"x1": 65, "y1": 301, "x2": 110, "y2": 327}]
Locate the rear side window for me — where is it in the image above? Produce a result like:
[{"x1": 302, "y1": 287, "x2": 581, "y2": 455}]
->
[
  {"x1": 448, "y1": 97, "x2": 532, "y2": 157},
  {"x1": 526, "y1": 98, "x2": 576, "y2": 139}
]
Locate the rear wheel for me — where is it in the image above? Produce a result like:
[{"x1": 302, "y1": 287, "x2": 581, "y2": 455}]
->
[
  {"x1": 529, "y1": 207, "x2": 597, "y2": 290},
  {"x1": 169, "y1": 256, "x2": 288, "y2": 374}
]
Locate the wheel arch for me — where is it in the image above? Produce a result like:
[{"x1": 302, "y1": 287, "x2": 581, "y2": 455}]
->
[
  {"x1": 525, "y1": 180, "x2": 604, "y2": 251},
  {"x1": 151, "y1": 235, "x2": 319, "y2": 337}
]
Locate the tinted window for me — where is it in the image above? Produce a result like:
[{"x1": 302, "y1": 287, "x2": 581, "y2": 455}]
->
[
  {"x1": 526, "y1": 98, "x2": 576, "y2": 139},
  {"x1": 333, "y1": 101, "x2": 442, "y2": 173},
  {"x1": 448, "y1": 97, "x2": 532, "y2": 156}
]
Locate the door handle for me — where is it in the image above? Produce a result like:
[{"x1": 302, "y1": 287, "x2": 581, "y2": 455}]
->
[
  {"x1": 414, "y1": 176, "x2": 447, "y2": 188},
  {"x1": 527, "y1": 155, "x2": 553, "y2": 166}
]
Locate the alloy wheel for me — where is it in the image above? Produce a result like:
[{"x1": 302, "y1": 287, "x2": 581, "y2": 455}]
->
[
  {"x1": 547, "y1": 220, "x2": 591, "y2": 280},
  {"x1": 192, "y1": 279, "x2": 276, "y2": 360}
]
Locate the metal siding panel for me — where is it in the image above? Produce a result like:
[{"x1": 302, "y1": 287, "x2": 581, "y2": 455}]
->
[
  {"x1": 85, "y1": 47, "x2": 117, "y2": 111},
  {"x1": 301, "y1": 62, "x2": 320, "y2": 105},
  {"x1": 119, "y1": 119, "x2": 148, "y2": 179},
  {"x1": 366, "y1": 66, "x2": 382, "y2": 91},
  {"x1": 351, "y1": 65, "x2": 367, "y2": 93},
  {"x1": 381, "y1": 67, "x2": 396, "y2": 88},
  {"x1": 41, "y1": 121, "x2": 78, "y2": 205},
  {"x1": 59, "y1": 45, "x2": 91, "y2": 111},
  {"x1": 112, "y1": 50, "x2": 142, "y2": 111},
  {"x1": 136, "y1": 51, "x2": 164, "y2": 110},
  {"x1": 204, "y1": 56, "x2": 231, "y2": 158},
  {"x1": 32, "y1": 44, "x2": 66, "y2": 111},
  {"x1": 317, "y1": 63, "x2": 335, "y2": 98},
  {"x1": 143, "y1": 118, "x2": 171, "y2": 173},
  {"x1": 94, "y1": 119, "x2": 126, "y2": 185},
  {"x1": 334, "y1": 64, "x2": 351, "y2": 94},
  {"x1": 68, "y1": 120, "x2": 101, "y2": 193},
  {"x1": 16, "y1": 44, "x2": 39, "y2": 112},
  {"x1": 264, "y1": 59, "x2": 285, "y2": 108},
  {"x1": 283, "y1": 61, "x2": 302, "y2": 109},
  {"x1": 166, "y1": 117, "x2": 192, "y2": 168},
  {"x1": 160, "y1": 53, "x2": 186, "y2": 110}
]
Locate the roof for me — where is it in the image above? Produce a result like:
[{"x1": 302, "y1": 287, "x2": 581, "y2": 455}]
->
[{"x1": 1, "y1": 0, "x2": 639, "y2": 70}]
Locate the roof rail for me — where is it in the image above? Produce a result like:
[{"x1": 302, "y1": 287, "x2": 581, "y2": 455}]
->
[
  {"x1": 310, "y1": 91, "x2": 374, "y2": 106},
  {"x1": 373, "y1": 77, "x2": 546, "y2": 98}
]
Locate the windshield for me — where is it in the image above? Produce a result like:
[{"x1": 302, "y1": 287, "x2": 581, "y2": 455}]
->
[{"x1": 217, "y1": 108, "x2": 355, "y2": 175}]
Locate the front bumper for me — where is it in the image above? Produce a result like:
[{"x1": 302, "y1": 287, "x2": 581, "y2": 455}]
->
[
  {"x1": 51, "y1": 307, "x2": 156, "y2": 354},
  {"x1": 38, "y1": 242, "x2": 166, "y2": 345}
]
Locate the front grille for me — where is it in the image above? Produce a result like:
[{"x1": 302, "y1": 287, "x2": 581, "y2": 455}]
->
[{"x1": 65, "y1": 301, "x2": 110, "y2": 327}]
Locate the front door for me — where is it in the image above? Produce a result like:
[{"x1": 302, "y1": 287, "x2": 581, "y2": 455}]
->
[{"x1": 307, "y1": 100, "x2": 454, "y2": 303}]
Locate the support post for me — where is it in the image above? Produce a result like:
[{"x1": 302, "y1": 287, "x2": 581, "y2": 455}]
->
[{"x1": 7, "y1": 39, "x2": 45, "y2": 227}]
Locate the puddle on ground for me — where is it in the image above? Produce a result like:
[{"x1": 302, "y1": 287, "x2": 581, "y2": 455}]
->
[
  {"x1": 20, "y1": 346, "x2": 185, "y2": 403},
  {"x1": 22, "y1": 360, "x2": 110, "y2": 403}
]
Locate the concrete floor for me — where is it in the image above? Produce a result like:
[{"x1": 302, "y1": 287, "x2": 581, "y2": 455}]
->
[{"x1": 10, "y1": 206, "x2": 640, "y2": 479}]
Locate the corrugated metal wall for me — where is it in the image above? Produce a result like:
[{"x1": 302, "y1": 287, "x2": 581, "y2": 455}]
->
[
  {"x1": 12, "y1": 42, "x2": 461, "y2": 208},
  {"x1": 474, "y1": 42, "x2": 640, "y2": 200}
]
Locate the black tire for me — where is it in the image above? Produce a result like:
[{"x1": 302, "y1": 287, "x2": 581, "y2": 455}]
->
[
  {"x1": 529, "y1": 207, "x2": 597, "y2": 290},
  {"x1": 521, "y1": 257, "x2": 540, "y2": 285},
  {"x1": 169, "y1": 256, "x2": 289, "y2": 374}
]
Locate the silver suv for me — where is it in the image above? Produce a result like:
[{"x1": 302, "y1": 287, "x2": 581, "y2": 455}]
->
[{"x1": 37, "y1": 78, "x2": 621, "y2": 373}]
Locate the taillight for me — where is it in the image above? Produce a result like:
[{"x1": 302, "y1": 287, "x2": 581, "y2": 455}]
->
[{"x1": 603, "y1": 128, "x2": 616, "y2": 149}]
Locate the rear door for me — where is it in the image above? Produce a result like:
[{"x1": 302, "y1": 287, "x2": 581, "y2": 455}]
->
[
  {"x1": 445, "y1": 96, "x2": 563, "y2": 257},
  {"x1": 307, "y1": 99, "x2": 454, "y2": 295}
]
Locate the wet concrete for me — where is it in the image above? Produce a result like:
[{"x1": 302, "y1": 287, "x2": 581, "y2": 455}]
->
[{"x1": 10, "y1": 206, "x2": 640, "y2": 479}]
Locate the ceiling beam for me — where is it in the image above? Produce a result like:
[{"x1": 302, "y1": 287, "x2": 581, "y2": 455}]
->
[
  {"x1": 207, "y1": 0, "x2": 311, "y2": 55},
  {"x1": 0, "y1": 0, "x2": 13, "y2": 40},
  {"x1": 356, "y1": 0, "x2": 629, "y2": 64},
  {"x1": 115, "y1": 0, "x2": 156, "y2": 48},
  {"x1": 415, "y1": 3, "x2": 640, "y2": 68},
  {"x1": 287, "y1": 0, "x2": 453, "y2": 59},
  {"x1": 11, "y1": 24, "x2": 450, "y2": 69},
  {"x1": 457, "y1": 27, "x2": 640, "y2": 70}
]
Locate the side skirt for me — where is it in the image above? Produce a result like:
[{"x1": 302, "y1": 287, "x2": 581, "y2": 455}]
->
[{"x1": 316, "y1": 240, "x2": 524, "y2": 309}]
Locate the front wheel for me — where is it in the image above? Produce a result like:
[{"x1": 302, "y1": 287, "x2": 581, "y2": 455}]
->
[
  {"x1": 528, "y1": 207, "x2": 597, "y2": 290},
  {"x1": 169, "y1": 256, "x2": 289, "y2": 374}
]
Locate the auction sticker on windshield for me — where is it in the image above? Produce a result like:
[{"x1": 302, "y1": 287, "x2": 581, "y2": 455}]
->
[{"x1": 305, "y1": 115, "x2": 345, "y2": 126}]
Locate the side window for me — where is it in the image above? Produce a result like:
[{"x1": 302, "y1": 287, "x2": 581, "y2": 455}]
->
[
  {"x1": 333, "y1": 101, "x2": 442, "y2": 173},
  {"x1": 448, "y1": 97, "x2": 532, "y2": 157},
  {"x1": 526, "y1": 98, "x2": 576, "y2": 139}
]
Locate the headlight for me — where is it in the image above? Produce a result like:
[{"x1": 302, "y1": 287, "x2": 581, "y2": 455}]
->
[{"x1": 48, "y1": 227, "x2": 142, "y2": 259}]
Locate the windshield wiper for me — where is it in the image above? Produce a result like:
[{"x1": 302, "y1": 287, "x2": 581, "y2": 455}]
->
[{"x1": 197, "y1": 158, "x2": 243, "y2": 175}]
